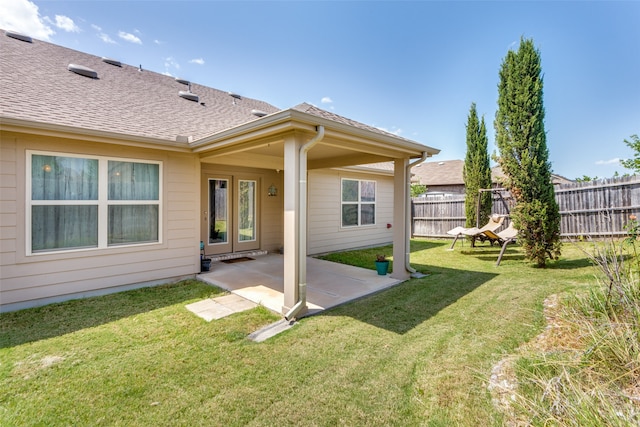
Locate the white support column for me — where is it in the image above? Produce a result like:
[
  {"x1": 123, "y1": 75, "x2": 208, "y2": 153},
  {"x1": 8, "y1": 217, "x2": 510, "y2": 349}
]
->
[
  {"x1": 391, "y1": 157, "x2": 410, "y2": 280},
  {"x1": 282, "y1": 135, "x2": 301, "y2": 313}
]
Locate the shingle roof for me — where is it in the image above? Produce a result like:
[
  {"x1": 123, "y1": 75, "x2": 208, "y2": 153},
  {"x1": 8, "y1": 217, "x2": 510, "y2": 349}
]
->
[
  {"x1": 412, "y1": 159, "x2": 574, "y2": 186},
  {"x1": 0, "y1": 31, "x2": 280, "y2": 143},
  {"x1": 292, "y1": 103, "x2": 423, "y2": 145},
  {"x1": 412, "y1": 160, "x2": 465, "y2": 186},
  {"x1": 1, "y1": 30, "x2": 440, "y2": 161}
]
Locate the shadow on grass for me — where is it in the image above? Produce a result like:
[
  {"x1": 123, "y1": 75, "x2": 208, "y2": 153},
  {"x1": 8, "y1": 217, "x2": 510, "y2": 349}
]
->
[
  {"x1": 0, "y1": 280, "x2": 220, "y2": 348},
  {"x1": 548, "y1": 257, "x2": 594, "y2": 270},
  {"x1": 324, "y1": 265, "x2": 497, "y2": 335},
  {"x1": 462, "y1": 246, "x2": 594, "y2": 270},
  {"x1": 410, "y1": 239, "x2": 450, "y2": 251}
]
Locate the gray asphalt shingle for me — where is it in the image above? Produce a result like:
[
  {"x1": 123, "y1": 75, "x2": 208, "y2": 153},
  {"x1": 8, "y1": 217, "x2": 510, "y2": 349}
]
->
[{"x1": 1, "y1": 31, "x2": 280, "y2": 144}]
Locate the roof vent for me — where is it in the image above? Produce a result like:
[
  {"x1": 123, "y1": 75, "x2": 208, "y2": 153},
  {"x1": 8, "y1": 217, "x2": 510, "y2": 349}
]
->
[
  {"x1": 176, "y1": 135, "x2": 193, "y2": 143},
  {"x1": 251, "y1": 109, "x2": 268, "y2": 117},
  {"x1": 228, "y1": 92, "x2": 242, "y2": 100},
  {"x1": 102, "y1": 57, "x2": 121, "y2": 67},
  {"x1": 68, "y1": 64, "x2": 98, "y2": 79},
  {"x1": 5, "y1": 31, "x2": 32, "y2": 43},
  {"x1": 178, "y1": 91, "x2": 199, "y2": 102},
  {"x1": 175, "y1": 77, "x2": 190, "y2": 85}
]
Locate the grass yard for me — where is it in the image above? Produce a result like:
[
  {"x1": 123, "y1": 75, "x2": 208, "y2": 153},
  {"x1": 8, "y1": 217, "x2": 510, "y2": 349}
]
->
[{"x1": 0, "y1": 239, "x2": 596, "y2": 426}]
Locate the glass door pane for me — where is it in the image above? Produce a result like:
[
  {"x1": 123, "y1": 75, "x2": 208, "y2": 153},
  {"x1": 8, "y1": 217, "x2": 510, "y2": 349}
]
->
[
  {"x1": 209, "y1": 179, "x2": 228, "y2": 244},
  {"x1": 238, "y1": 180, "x2": 256, "y2": 242}
]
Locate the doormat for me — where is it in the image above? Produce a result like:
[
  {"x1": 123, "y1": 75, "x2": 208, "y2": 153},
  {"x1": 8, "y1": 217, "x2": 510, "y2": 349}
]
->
[{"x1": 221, "y1": 257, "x2": 254, "y2": 264}]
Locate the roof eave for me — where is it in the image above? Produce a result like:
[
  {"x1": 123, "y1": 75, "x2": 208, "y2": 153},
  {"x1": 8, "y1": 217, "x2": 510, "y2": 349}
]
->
[
  {"x1": 0, "y1": 117, "x2": 192, "y2": 152},
  {"x1": 191, "y1": 108, "x2": 440, "y2": 158}
]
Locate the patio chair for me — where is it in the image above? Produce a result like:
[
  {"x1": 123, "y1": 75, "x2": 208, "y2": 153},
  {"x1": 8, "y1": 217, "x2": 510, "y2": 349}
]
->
[
  {"x1": 480, "y1": 222, "x2": 519, "y2": 266},
  {"x1": 447, "y1": 214, "x2": 505, "y2": 250}
]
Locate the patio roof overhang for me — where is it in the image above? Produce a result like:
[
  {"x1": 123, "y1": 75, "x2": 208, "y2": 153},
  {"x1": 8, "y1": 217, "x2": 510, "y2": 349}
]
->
[
  {"x1": 190, "y1": 108, "x2": 440, "y2": 319},
  {"x1": 191, "y1": 108, "x2": 439, "y2": 170}
]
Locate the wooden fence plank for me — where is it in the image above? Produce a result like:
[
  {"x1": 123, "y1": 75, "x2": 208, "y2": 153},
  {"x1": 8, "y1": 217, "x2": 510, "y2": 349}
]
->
[{"x1": 412, "y1": 176, "x2": 640, "y2": 238}]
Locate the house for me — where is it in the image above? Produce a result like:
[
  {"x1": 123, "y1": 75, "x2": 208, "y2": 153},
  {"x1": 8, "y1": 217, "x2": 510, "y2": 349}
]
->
[
  {"x1": 411, "y1": 159, "x2": 573, "y2": 195},
  {"x1": 0, "y1": 31, "x2": 439, "y2": 314}
]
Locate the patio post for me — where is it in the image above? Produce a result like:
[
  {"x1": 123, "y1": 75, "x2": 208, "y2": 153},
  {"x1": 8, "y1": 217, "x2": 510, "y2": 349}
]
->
[
  {"x1": 391, "y1": 157, "x2": 410, "y2": 281},
  {"x1": 282, "y1": 134, "x2": 302, "y2": 315}
]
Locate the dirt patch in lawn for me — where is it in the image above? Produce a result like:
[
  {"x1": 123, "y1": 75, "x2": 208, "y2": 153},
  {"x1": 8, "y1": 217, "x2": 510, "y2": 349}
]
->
[{"x1": 488, "y1": 294, "x2": 581, "y2": 425}]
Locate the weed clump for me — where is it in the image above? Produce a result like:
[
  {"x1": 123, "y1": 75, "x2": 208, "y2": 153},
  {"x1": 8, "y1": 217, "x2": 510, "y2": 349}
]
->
[{"x1": 510, "y1": 216, "x2": 640, "y2": 425}]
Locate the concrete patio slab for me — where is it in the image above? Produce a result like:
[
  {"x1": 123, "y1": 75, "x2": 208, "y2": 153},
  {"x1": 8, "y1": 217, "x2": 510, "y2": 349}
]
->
[
  {"x1": 196, "y1": 253, "x2": 403, "y2": 317},
  {"x1": 186, "y1": 294, "x2": 258, "y2": 321}
]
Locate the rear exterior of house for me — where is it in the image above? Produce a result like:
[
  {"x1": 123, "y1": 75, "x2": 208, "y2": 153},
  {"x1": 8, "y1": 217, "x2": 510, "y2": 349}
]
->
[
  {"x1": 308, "y1": 168, "x2": 396, "y2": 255},
  {"x1": 0, "y1": 30, "x2": 438, "y2": 313},
  {"x1": 1, "y1": 133, "x2": 202, "y2": 308}
]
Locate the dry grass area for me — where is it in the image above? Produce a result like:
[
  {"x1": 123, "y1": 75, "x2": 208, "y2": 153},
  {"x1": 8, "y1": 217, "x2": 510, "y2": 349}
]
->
[
  {"x1": 489, "y1": 236, "x2": 640, "y2": 426},
  {"x1": 489, "y1": 294, "x2": 586, "y2": 425}
]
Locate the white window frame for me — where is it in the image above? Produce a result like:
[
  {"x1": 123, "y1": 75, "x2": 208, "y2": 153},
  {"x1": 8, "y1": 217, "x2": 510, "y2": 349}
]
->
[
  {"x1": 26, "y1": 150, "x2": 162, "y2": 255},
  {"x1": 340, "y1": 178, "x2": 377, "y2": 228}
]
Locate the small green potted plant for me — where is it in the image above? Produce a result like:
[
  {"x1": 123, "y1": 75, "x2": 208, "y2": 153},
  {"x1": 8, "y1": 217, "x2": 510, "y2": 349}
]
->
[{"x1": 375, "y1": 254, "x2": 389, "y2": 275}]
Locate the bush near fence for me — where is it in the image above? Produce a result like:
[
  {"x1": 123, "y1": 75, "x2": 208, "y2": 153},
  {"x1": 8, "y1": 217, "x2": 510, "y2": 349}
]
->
[{"x1": 412, "y1": 175, "x2": 640, "y2": 239}]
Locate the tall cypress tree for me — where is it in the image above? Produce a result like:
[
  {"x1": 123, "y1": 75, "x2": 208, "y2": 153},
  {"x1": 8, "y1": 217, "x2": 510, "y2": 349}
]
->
[
  {"x1": 494, "y1": 37, "x2": 561, "y2": 267},
  {"x1": 463, "y1": 103, "x2": 492, "y2": 229}
]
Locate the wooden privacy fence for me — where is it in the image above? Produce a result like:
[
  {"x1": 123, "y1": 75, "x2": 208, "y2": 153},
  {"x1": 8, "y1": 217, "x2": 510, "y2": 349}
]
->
[{"x1": 412, "y1": 175, "x2": 640, "y2": 238}]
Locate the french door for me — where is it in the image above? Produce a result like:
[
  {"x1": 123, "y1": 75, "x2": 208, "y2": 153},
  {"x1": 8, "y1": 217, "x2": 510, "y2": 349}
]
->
[{"x1": 203, "y1": 174, "x2": 260, "y2": 255}]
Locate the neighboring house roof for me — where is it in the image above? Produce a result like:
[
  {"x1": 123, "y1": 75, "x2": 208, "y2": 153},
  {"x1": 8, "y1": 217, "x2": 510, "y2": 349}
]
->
[
  {"x1": 412, "y1": 160, "x2": 465, "y2": 186},
  {"x1": 491, "y1": 166, "x2": 574, "y2": 186},
  {"x1": 411, "y1": 159, "x2": 574, "y2": 188}
]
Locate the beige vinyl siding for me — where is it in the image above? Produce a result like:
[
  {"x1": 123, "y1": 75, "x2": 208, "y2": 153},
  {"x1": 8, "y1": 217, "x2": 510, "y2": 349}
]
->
[
  {"x1": 0, "y1": 131, "x2": 200, "y2": 311},
  {"x1": 308, "y1": 169, "x2": 394, "y2": 255},
  {"x1": 261, "y1": 169, "x2": 284, "y2": 252},
  {"x1": 0, "y1": 136, "x2": 18, "y2": 269}
]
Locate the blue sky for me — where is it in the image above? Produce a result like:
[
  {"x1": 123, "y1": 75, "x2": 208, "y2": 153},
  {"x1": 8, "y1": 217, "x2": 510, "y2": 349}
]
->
[{"x1": 2, "y1": 0, "x2": 639, "y2": 180}]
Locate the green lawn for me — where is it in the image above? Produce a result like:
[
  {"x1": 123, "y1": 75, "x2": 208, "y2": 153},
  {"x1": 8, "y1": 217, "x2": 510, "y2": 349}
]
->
[{"x1": 0, "y1": 239, "x2": 595, "y2": 426}]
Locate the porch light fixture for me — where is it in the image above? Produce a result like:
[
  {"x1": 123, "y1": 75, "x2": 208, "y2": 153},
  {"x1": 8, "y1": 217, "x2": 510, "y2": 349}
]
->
[{"x1": 267, "y1": 184, "x2": 277, "y2": 197}]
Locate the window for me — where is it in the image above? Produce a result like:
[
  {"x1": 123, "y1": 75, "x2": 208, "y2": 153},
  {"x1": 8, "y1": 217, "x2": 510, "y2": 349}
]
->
[
  {"x1": 238, "y1": 180, "x2": 256, "y2": 242},
  {"x1": 28, "y1": 151, "x2": 161, "y2": 254},
  {"x1": 341, "y1": 179, "x2": 376, "y2": 227}
]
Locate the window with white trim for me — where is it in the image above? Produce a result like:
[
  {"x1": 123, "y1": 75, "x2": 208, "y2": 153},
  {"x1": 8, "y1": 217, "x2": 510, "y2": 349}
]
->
[
  {"x1": 341, "y1": 178, "x2": 376, "y2": 227},
  {"x1": 28, "y1": 151, "x2": 161, "y2": 254}
]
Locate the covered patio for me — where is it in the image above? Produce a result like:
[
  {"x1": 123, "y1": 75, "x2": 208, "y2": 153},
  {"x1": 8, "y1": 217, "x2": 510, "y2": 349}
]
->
[
  {"x1": 196, "y1": 253, "x2": 402, "y2": 317},
  {"x1": 194, "y1": 104, "x2": 439, "y2": 319}
]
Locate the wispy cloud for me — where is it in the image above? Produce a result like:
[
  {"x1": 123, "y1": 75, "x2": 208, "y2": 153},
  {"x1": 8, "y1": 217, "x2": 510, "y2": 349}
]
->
[
  {"x1": 163, "y1": 57, "x2": 180, "y2": 74},
  {"x1": 321, "y1": 97, "x2": 333, "y2": 104},
  {"x1": 377, "y1": 126, "x2": 403, "y2": 136},
  {"x1": 47, "y1": 15, "x2": 80, "y2": 33},
  {"x1": 91, "y1": 24, "x2": 116, "y2": 44},
  {"x1": 118, "y1": 31, "x2": 142, "y2": 44},
  {"x1": 189, "y1": 58, "x2": 205, "y2": 65},
  {"x1": 98, "y1": 32, "x2": 116, "y2": 44},
  {"x1": 0, "y1": 0, "x2": 55, "y2": 40},
  {"x1": 596, "y1": 158, "x2": 621, "y2": 165}
]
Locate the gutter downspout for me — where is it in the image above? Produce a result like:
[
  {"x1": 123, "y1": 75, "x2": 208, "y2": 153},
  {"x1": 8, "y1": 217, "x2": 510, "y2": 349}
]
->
[
  {"x1": 285, "y1": 125, "x2": 325, "y2": 321},
  {"x1": 405, "y1": 152, "x2": 429, "y2": 276}
]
